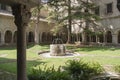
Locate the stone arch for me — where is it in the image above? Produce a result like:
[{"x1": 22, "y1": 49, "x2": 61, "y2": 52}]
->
[
  {"x1": 46, "y1": 32, "x2": 50, "y2": 42},
  {"x1": 118, "y1": 31, "x2": 120, "y2": 43},
  {"x1": 39, "y1": 33, "x2": 42, "y2": 43},
  {"x1": 41, "y1": 32, "x2": 46, "y2": 43},
  {"x1": 87, "y1": 34, "x2": 90, "y2": 42},
  {"x1": 98, "y1": 34, "x2": 104, "y2": 43},
  {"x1": 13, "y1": 31, "x2": 17, "y2": 43},
  {"x1": 47, "y1": 32, "x2": 53, "y2": 43},
  {"x1": 106, "y1": 31, "x2": 112, "y2": 43},
  {"x1": 5, "y1": 30, "x2": 12, "y2": 43},
  {"x1": 0, "y1": 31, "x2": 1, "y2": 43},
  {"x1": 79, "y1": 33, "x2": 82, "y2": 42},
  {"x1": 28, "y1": 31, "x2": 34, "y2": 43},
  {"x1": 91, "y1": 34, "x2": 96, "y2": 42}
]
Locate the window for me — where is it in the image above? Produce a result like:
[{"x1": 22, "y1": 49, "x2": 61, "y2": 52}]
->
[
  {"x1": 117, "y1": 0, "x2": 120, "y2": 11},
  {"x1": 95, "y1": 6, "x2": 100, "y2": 15},
  {"x1": 106, "y1": 3, "x2": 113, "y2": 14},
  {"x1": 1, "y1": 4, "x2": 7, "y2": 10}
]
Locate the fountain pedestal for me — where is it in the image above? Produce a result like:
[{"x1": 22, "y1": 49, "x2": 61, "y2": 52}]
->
[
  {"x1": 50, "y1": 44, "x2": 66, "y2": 56},
  {"x1": 50, "y1": 38, "x2": 66, "y2": 56}
]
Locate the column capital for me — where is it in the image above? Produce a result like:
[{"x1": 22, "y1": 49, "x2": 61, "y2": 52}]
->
[{"x1": 11, "y1": 4, "x2": 31, "y2": 27}]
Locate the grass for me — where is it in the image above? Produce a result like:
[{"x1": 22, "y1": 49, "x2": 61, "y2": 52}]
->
[{"x1": 0, "y1": 44, "x2": 120, "y2": 74}]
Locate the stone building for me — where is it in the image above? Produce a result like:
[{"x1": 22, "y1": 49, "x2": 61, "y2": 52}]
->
[
  {"x1": 1, "y1": 0, "x2": 120, "y2": 46},
  {"x1": 91, "y1": 0, "x2": 120, "y2": 45},
  {"x1": 71, "y1": 0, "x2": 120, "y2": 46},
  {"x1": 0, "y1": 4, "x2": 56, "y2": 46}
]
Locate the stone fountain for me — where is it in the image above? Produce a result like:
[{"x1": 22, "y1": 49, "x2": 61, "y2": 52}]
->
[
  {"x1": 50, "y1": 38, "x2": 66, "y2": 56},
  {"x1": 39, "y1": 38, "x2": 80, "y2": 58}
]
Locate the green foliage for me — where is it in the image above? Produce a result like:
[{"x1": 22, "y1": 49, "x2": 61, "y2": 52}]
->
[
  {"x1": 28, "y1": 60, "x2": 104, "y2": 80},
  {"x1": 64, "y1": 59, "x2": 104, "y2": 80},
  {"x1": 114, "y1": 65, "x2": 120, "y2": 73},
  {"x1": 28, "y1": 65, "x2": 71, "y2": 80},
  {"x1": 47, "y1": 0, "x2": 100, "y2": 43}
]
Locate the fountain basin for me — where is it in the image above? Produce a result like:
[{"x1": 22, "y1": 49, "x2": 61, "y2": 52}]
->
[{"x1": 50, "y1": 44, "x2": 66, "y2": 56}]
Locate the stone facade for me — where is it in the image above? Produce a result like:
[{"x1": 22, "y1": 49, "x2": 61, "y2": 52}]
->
[
  {"x1": 92, "y1": 0, "x2": 120, "y2": 45},
  {"x1": 69, "y1": 0, "x2": 120, "y2": 46},
  {"x1": 1, "y1": 0, "x2": 120, "y2": 46},
  {"x1": 0, "y1": 4, "x2": 55, "y2": 45}
]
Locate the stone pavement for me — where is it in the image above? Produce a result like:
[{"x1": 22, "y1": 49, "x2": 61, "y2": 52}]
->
[{"x1": 0, "y1": 70, "x2": 16, "y2": 80}]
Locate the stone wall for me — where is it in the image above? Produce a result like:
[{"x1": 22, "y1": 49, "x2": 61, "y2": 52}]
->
[{"x1": 0, "y1": 12, "x2": 54, "y2": 45}]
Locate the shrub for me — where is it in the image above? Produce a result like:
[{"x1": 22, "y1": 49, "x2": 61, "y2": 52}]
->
[
  {"x1": 114, "y1": 65, "x2": 120, "y2": 73},
  {"x1": 28, "y1": 65, "x2": 71, "y2": 80},
  {"x1": 28, "y1": 60, "x2": 104, "y2": 80},
  {"x1": 64, "y1": 59, "x2": 104, "y2": 80}
]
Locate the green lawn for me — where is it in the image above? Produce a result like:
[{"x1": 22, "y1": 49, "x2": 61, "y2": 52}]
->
[{"x1": 0, "y1": 45, "x2": 120, "y2": 74}]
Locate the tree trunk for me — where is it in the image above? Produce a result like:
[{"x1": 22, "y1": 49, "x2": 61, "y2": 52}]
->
[
  {"x1": 67, "y1": 0, "x2": 72, "y2": 44},
  {"x1": 83, "y1": 22, "x2": 89, "y2": 45},
  {"x1": 83, "y1": 30, "x2": 88, "y2": 45}
]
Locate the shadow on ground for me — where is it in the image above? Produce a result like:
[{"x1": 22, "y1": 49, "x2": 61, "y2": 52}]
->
[
  {"x1": 67, "y1": 46, "x2": 120, "y2": 52},
  {"x1": 0, "y1": 57, "x2": 46, "y2": 74}
]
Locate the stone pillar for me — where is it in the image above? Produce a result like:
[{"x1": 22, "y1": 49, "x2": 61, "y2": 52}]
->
[
  {"x1": 112, "y1": 34, "x2": 118, "y2": 44},
  {"x1": 11, "y1": 32, "x2": 14, "y2": 44},
  {"x1": 103, "y1": 34, "x2": 106, "y2": 44},
  {"x1": 89, "y1": 35, "x2": 91, "y2": 42},
  {"x1": 34, "y1": 25, "x2": 39, "y2": 44},
  {"x1": 39, "y1": 32, "x2": 42, "y2": 43},
  {"x1": 82, "y1": 33, "x2": 85, "y2": 44},
  {"x1": 0, "y1": 32, "x2": 5, "y2": 45},
  {"x1": 11, "y1": 4, "x2": 31, "y2": 80},
  {"x1": 96, "y1": 35, "x2": 98, "y2": 43}
]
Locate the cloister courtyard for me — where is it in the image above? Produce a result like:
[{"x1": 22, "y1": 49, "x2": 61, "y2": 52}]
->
[
  {"x1": 0, "y1": 44, "x2": 120, "y2": 80},
  {"x1": 0, "y1": 0, "x2": 120, "y2": 80}
]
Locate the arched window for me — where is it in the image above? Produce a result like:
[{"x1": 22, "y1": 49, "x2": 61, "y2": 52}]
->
[
  {"x1": 5, "y1": 30, "x2": 12, "y2": 43},
  {"x1": 91, "y1": 34, "x2": 96, "y2": 42},
  {"x1": 118, "y1": 31, "x2": 120, "y2": 43},
  {"x1": 0, "y1": 32, "x2": 1, "y2": 43},
  {"x1": 106, "y1": 31, "x2": 112, "y2": 43},
  {"x1": 28, "y1": 32, "x2": 34, "y2": 43},
  {"x1": 98, "y1": 34, "x2": 104, "y2": 43},
  {"x1": 86, "y1": 34, "x2": 90, "y2": 42},
  {"x1": 13, "y1": 31, "x2": 17, "y2": 43},
  {"x1": 42, "y1": 32, "x2": 46, "y2": 43},
  {"x1": 79, "y1": 33, "x2": 82, "y2": 42}
]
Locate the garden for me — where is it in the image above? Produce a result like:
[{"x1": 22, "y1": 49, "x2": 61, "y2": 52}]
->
[{"x1": 0, "y1": 44, "x2": 120, "y2": 79}]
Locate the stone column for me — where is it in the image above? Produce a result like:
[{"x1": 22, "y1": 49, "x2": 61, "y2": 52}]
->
[
  {"x1": 96, "y1": 35, "x2": 98, "y2": 43},
  {"x1": 112, "y1": 34, "x2": 118, "y2": 44},
  {"x1": 0, "y1": 32, "x2": 5, "y2": 45},
  {"x1": 11, "y1": 4, "x2": 31, "y2": 80},
  {"x1": 39, "y1": 32, "x2": 42, "y2": 43},
  {"x1": 82, "y1": 33, "x2": 85, "y2": 44},
  {"x1": 89, "y1": 35, "x2": 91, "y2": 42},
  {"x1": 103, "y1": 34, "x2": 106, "y2": 44},
  {"x1": 34, "y1": 25, "x2": 39, "y2": 44},
  {"x1": 11, "y1": 32, "x2": 14, "y2": 44}
]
